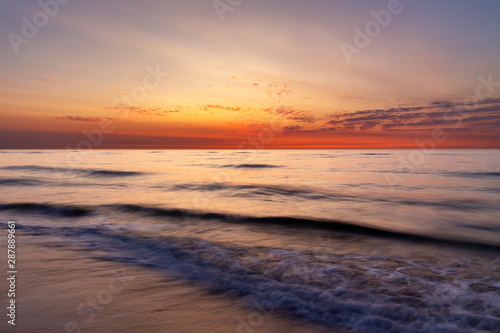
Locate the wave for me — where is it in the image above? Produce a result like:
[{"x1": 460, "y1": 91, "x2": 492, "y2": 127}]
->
[
  {"x1": 0, "y1": 151, "x2": 46, "y2": 154},
  {"x1": 220, "y1": 164, "x2": 281, "y2": 169},
  {"x1": 0, "y1": 178, "x2": 45, "y2": 186},
  {"x1": 447, "y1": 171, "x2": 500, "y2": 178},
  {"x1": 3, "y1": 165, "x2": 55, "y2": 172},
  {"x1": 2, "y1": 165, "x2": 145, "y2": 177},
  {"x1": 87, "y1": 170, "x2": 143, "y2": 177},
  {"x1": 0, "y1": 203, "x2": 91, "y2": 217},
  {"x1": 8, "y1": 222, "x2": 500, "y2": 332},
  {"x1": 0, "y1": 177, "x2": 128, "y2": 189},
  {"x1": 167, "y1": 183, "x2": 333, "y2": 201},
  {"x1": 361, "y1": 153, "x2": 391, "y2": 156},
  {"x1": 166, "y1": 182, "x2": 488, "y2": 211},
  {"x1": 1, "y1": 201, "x2": 498, "y2": 249}
]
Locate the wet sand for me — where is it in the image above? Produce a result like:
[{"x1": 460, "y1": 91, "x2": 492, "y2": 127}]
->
[{"x1": 0, "y1": 232, "x2": 330, "y2": 333}]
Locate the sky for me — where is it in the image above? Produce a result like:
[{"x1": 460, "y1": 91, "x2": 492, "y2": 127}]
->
[{"x1": 0, "y1": 0, "x2": 499, "y2": 149}]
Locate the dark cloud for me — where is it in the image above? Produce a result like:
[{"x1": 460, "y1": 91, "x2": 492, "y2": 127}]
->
[
  {"x1": 0, "y1": 130, "x2": 246, "y2": 149},
  {"x1": 431, "y1": 101, "x2": 454, "y2": 107},
  {"x1": 283, "y1": 125, "x2": 301, "y2": 133},
  {"x1": 360, "y1": 122, "x2": 377, "y2": 131},
  {"x1": 323, "y1": 99, "x2": 500, "y2": 133},
  {"x1": 54, "y1": 116, "x2": 116, "y2": 122},
  {"x1": 264, "y1": 106, "x2": 319, "y2": 123},
  {"x1": 288, "y1": 115, "x2": 317, "y2": 123}
]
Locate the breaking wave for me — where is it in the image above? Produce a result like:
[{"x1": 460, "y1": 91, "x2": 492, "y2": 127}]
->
[
  {"x1": 7, "y1": 221, "x2": 500, "y2": 333},
  {"x1": 1, "y1": 201, "x2": 499, "y2": 249},
  {"x1": 220, "y1": 164, "x2": 282, "y2": 169},
  {"x1": 2, "y1": 165, "x2": 145, "y2": 177}
]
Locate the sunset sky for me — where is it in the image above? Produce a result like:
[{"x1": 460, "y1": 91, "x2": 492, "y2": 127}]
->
[{"x1": 1, "y1": 0, "x2": 499, "y2": 148}]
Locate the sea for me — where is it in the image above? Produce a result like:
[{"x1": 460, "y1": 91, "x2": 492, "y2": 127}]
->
[{"x1": 0, "y1": 149, "x2": 499, "y2": 332}]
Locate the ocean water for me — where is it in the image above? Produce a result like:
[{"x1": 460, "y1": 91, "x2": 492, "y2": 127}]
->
[{"x1": 0, "y1": 149, "x2": 499, "y2": 332}]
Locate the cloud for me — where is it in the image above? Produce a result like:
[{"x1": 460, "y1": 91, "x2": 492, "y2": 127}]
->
[
  {"x1": 201, "y1": 104, "x2": 241, "y2": 112},
  {"x1": 323, "y1": 99, "x2": 500, "y2": 133},
  {"x1": 360, "y1": 122, "x2": 377, "y2": 131},
  {"x1": 283, "y1": 125, "x2": 301, "y2": 133},
  {"x1": 431, "y1": 101, "x2": 454, "y2": 107},
  {"x1": 105, "y1": 106, "x2": 181, "y2": 117},
  {"x1": 264, "y1": 106, "x2": 319, "y2": 123},
  {"x1": 54, "y1": 116, "x2": 116, "y2": 122},
  {"x1": 266, "y1": 83, "x2": 292, "y2": 99}
]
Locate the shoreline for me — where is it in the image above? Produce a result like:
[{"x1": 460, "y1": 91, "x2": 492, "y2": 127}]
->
[{"x1": 0, "y1": 232, "x2": 330, "y2": 333}]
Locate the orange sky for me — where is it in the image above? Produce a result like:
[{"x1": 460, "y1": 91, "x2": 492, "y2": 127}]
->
[{"x1": 1, "y1": 1, "x2": 499, "y2": 149}]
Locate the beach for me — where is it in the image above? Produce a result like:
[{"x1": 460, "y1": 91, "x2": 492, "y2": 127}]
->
[
  {"x1": 0, "y1": 231, "x2": 330, "y2": 333},
  {"x1": 0, "y1": 149, "x2": 499, "y2": 332}
]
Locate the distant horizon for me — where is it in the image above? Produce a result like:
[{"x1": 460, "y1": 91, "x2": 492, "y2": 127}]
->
[{"x1": 2, "y1": 147, "x2": 500, "y2": 150}]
